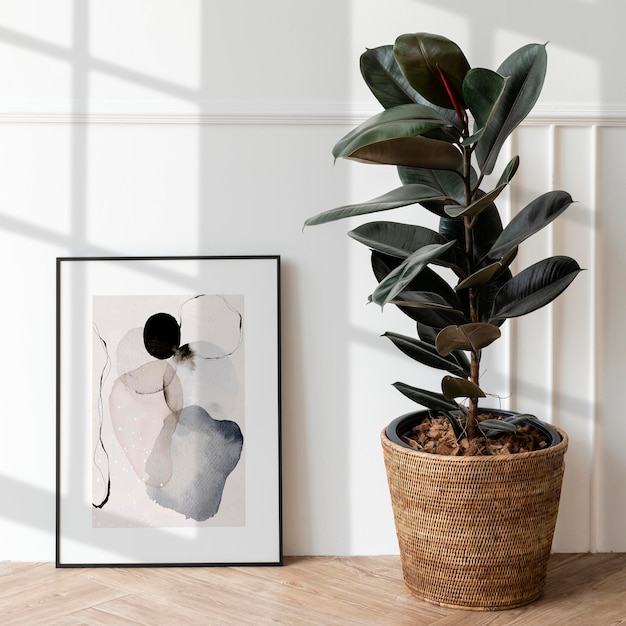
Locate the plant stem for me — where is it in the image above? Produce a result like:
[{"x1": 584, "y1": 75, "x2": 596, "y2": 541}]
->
[
  {"x1": 466, "y1": 285, "x2": 480, "y2": 439},
  {"x1": 467, "y1": 288, "x2": 481, "y2": 439},
  {"x1": 463, "y1": 145, "x2": 479, "y2": 439}
]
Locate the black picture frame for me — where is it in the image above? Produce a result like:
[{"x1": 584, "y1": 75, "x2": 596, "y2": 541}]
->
[{"x1": 56, "y1": 256, "x2": 281, "y2": 567}]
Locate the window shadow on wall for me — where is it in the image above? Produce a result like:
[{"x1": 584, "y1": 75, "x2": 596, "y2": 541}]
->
[{"x1": 0, "y1": 0, "x2": 353, "y2": 561}]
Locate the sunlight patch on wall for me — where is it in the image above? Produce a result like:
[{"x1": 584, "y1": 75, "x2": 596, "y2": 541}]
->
[
  {"x1": 0, "y1": 124, "x2": 72, "y2": 234},
  {"x1": 0, "y1": 0, "x2": 73, "y2": 48},
  {"x1": 0, "y1": 41, "x2": 72, "y2": 103},
  {"x1": 90, "y1": 0, "x2": 202, "y2": 99}
]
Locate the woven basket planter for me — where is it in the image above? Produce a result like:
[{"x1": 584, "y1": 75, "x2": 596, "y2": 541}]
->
[{"x1": 381, "y1": 410, "x2": 568, "y2": 611}]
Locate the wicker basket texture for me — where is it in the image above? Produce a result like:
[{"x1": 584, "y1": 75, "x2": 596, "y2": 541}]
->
[{"x1": 381, "y1": 427, "x2": 568, "y2": 610}]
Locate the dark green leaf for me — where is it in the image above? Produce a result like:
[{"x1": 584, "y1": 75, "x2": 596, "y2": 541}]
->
[
  {"x1": 444, "y1": 183, "x2": 508, "y2": 218},
  {"x1": 475, "y1": 43, "x2": 547, "y2": 175},
  {"x1": 372, "y1": 253, "x2": 468, "y2": 328},
  {"x1": 399, "y1": 167, "x2": 474, "y2": 217},
  {"x1": 389, "y1": 291, "x2": 468, "y2": 323},
  {"x1": 461, "y1": 129, "x2": 484, "y2": 146},
  {"x1": 470, "y1": 204, "x2": 505, "y2": 258},
  {"x1": 349, "y1": 221, "x2": 446, "y2": 257},
  {"x1": 463, "y1": 68, "x2": 507, "y2": 130},
  {"x1": 348, "y1": 136, "x2": 463, "y2": 170},
  {"x1": 371, "y1": 240, "x2": 457, "y2": 307},
  {"x1": 456, "y1": 263, "x2": 501, "y2": 291},
  {"x1": 304, "y1": 184, "x2": 446, "y2": 227},
  {"x1": 417, "y1": 322, "x2": 438, "y2": 344},
  {"x1": 400, "y1": 166, "x2": 475, "y2": 201},
  {"x1": 508, "y1": 413, "x2": 537, "y2": 422},
  {"x1": 359, "y1": 46, "x2": 460, "y2": 129},
  {"x1": 497, "y1": 155, "x2": 520, "y2": 187},
  {"x1": 479, "y1": 419, "x2": 517, "y2": 435},
  {"x1": 481, "y1": 415, "x2": 537, "y2": 437},
  {"x1": 349, "y1": 221, "x2": 464, "y2": 274},
  {"x1": 383, "y1": 332, "x2": 470, "y2": 377},
  {"x1": 440, "y1": 202, "x2": 505, "y2": 261},
  {"x1": 442, "y1": 376, "x2": 485, "y2": 400},
  {"x1": 392, "y1": 382, "x2": 460, "y2": 412},
  {"x1": 333, "y1": 103, "x2": 451, "y2": 161},
  {"x1": 393, "y1": 33, "x2": 470, "y2": 109},
  {"x1": 479, "y1": 267, "x2": 512, "y2": 327},
  {"x1": 360, "y1": 45, "x2": 421, "y2": 109},
  {"x1": 487, "y1": 190, "x2": 574, "y2": 259},
  {"x1": 490, "y1": 256, "x2": 582, "y2": 321},
  {"x1": 456, "y1": 248, "x2": 517, "y2": 290},
  {"x1": 436, "y1": 323, "x2": 501, "y2": 356},
  {"x1": 441, "y1": 190, "x2": 575, "y2": 329},
  {"x1": 394, "y1": 296, "x2": 468, "y2": 328}
]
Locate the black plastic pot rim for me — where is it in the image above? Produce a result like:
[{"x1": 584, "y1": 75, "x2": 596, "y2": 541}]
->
[{"x1": 385, "y1": 408, "x2": 562, "y2": 451}]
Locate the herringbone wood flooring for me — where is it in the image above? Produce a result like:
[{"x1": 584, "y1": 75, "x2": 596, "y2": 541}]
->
[{"x1": 1, "y1": 554, "x2": 625, "y2": 625}]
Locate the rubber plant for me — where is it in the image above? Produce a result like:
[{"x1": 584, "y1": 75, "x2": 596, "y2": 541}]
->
[{"x1": 305, "y1": 33, "x2": 582, "y2": 443}]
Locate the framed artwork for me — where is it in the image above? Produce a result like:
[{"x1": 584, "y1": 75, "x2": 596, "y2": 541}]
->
[{"x1": 56, "y1": 256, "x2": 281, "y2": 567}]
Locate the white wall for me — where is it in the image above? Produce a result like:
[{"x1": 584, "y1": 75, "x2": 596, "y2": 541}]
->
[{"x1": 0, "y1": 0, "x2": 624, "y2": 560}]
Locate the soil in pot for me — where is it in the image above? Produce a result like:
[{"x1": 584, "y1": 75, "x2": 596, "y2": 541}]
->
[{"x1": 401, "y1": 413, "x2": 550, "y2": 457}]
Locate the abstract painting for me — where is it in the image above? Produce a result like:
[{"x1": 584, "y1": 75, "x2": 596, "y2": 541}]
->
[
  {"x1": 92, "y1": 294, "x2": 245, "y2": 527},
  {"x1": 57, "y1": 257, "x2": 281, "y2": 566}
]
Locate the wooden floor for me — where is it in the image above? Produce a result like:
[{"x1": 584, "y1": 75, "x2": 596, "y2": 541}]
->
[{"x1": 1, "y1": 554, "x2": 625, "y2": 625}]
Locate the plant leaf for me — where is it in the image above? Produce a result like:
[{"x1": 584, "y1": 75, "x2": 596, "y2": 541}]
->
[
  {"x1": 467, "y1": 203, "x2": 505, "y2": 260},
  {"x1": 347, "y1": 136, "x2": 463, "y2": 170},
  {"x1": 359, "y1": 45, "x2": 422, "y2": 109},
  {"x1": 490, "y1": 256, "x2": 582, "y2": 321},
  {"x1": 463, "y1": 68, "x2": 507, "y2": 130},
  {"x1": 479, "y1": 419, "x2": 518, "y2": 435},
  {"x1": 417, "y1": 322, "x2": 438, "y2": 344},
  {"x1": 462, "y1": 129, "x2": 484, "y2": 146},
  {"x1": 304, "y1": 184, "x2": 446, "y2": 227},
  {"x1": 487, "y1": 190, "x2": 574, "y2": 259},
  {"x1": 393, "y1": 33, "x2": 470, "y2": 109},
  {"x1": 481, "y1": 415, "x2": 537, "y2": 437},
  {"x1": 389, "y1": 291, "x2": 468, "y2": 320},
  {"x1": 391, "y1": 294, "x2": 468, "y2": 328},
  {"x1": 497, "y1": 155, "x2": 520, "y2": 187},
  {"x1": 349, "y1": 221, "x2": 465, "y2": 275},
  {"x1": 398, "y1": 167, "x2": 475, "y2": 216},
  {"x1": 444, "y1": 183, "x2": 508, "y2": 218},
  {"x1": 371, "y1": 241, "x2": 457, "y2": 307},
  {"x1": 399, "y1": 165, "x2": 476, "y2": 199},
  {"x1": 372, "y1": 253, "x2": 468, "y2": 328},
  {"x1": 384, "y1": 332, "x2": 470, "y2": 377},
  {"x1": 456, "y1": 248, "x2": 517, "y2": 290},
  {"x1": 475, "y1": 43, "x2": 547, "y2": 175},
  {"x1": 508, "y1": 413, "x2": 538, "y2": 422},
  {"x1": 442, "y1": 376, "x2": 485, "y2": 400},
  {"x1": 417, "y1": 322, "x2": 472, "y2": 373},
  {"x1": 436, "y1": 323, "x2": 501, "y2": 356},
  {"x1": 392, "y1": 382, "x2": 460, "y2": 412},
  {"x1": 333, "y1": 103, "x2": 452, "y2": 161},
  {"x1": 372, "y1": 253, "x2": 463, "y2": 307},
  {"x1": 349, "y1": 221, "x2": 447, "y2": 257},
  {"x1": 479, "y1": 268, "x2": 512, "y2": 328},
  {"x1": 440, "y1": 201, "x2": 505, "y2": 262},
  {"x1": 359, "y1": 46, "x2": 460, "y2": 129}
]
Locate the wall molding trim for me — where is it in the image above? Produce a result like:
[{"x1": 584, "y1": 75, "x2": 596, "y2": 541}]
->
[{"x1": 1, "y1": 101, "x2": 626, "y2": 126}]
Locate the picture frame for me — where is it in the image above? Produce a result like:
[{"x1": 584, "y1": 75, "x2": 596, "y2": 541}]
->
[{"x1": 56, "y1": 256, "x2": 281, "y2": 567}]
